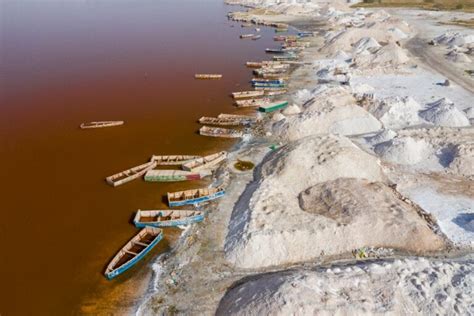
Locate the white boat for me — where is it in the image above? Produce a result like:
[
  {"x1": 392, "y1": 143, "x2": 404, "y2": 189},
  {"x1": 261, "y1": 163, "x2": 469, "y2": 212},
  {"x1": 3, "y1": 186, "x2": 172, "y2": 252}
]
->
[
  {"x1": 231, "y1": 90, "x2": 265, "y2": 99},
  {"x1": 199, "y1": 126, "x2": 244, "y2": 138},
  {"x1": 235, "y1": 98, "x2": 271, "y2": 108},
  {"x1": 106, "y1": 161, "x2": 157, "y2": 187},
  {"x1": 149, "y1": 155, "x2": 201, "y2": 166},
  {"x1": 182, "y1": 151, "x2": 227, "y2": 172},
  {"x1": 80, "y1": 121, "x2": 124, "y2": 129}
]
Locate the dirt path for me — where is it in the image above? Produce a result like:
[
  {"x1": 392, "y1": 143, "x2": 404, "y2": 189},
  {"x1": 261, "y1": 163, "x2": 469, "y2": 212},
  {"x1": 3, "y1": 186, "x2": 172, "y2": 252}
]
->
[{"x1": 405, "y1": 36, "x2": 474, "y2": 94}]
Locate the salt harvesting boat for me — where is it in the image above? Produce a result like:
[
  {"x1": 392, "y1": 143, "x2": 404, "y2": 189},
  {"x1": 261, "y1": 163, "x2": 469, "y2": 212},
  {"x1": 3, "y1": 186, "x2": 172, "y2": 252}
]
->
[
  {"x1": 194, "y1": 74, "x2": 222, "y2": 79},
  {"x1": 144, "y1": 169, "x2": 211, "y2": 182},
  {"x1": 80, "y1": 121, "x2": 124, "y2": 129},
  {"x1": 104, "y1": 227, "x2": 163, "y2": 280},
  {"x1": 258, "y1": 100, "x2": 289, "y2": 113},
  {"x1": 253, "y1": 82, "x2": 286, "y2": 88},
  {"x1": 245, "y1": 61, "x2": 283, "y2": 68},
  {"x1": 298, "y1": 31, "x2": 314, "y2": 37},
  {"x1": 231, "y1": 90, "x2": 265, "y2": 99},
  {"x1": 235, "y1": 98, "x2": 271, "y2": 108},
  {"x1": 167, "y1": 187, "x2": 225, "y2": 207},
  {"x1": 262, "y1": 74, "x2": 289, "y2": 80},
  {"x1": 265, "y1": 89, "x2": 288, "y2": 96},
  {"x1": 275, "y1": 28, "x2": 288, "y2": 33},
  {"x1": 251, "y1": 78, "x2": 285, "y2": 84},
  {"x1": 106, "y1": 161, "x2": 157, "y2": 187},
  {"x1": 182, "y1": 151, "x2": 227, "y2": 172},
  {"x1": 251, "y1": 35, "x2": 262, "y2": 40},
  {"x1": 273, "y1": 54, "x2": 297, "y2": 61},
  {"x1": 218, "y1": 113, "x2": 258, "y2": 121},
  {"x1": 149, "y1": 155, "x2": 201, "y2": 166},
  {"x1": 240, "y1": 34, "x2": 254, "y2": 39},
  {"x1": 198, "y1": 116, "x2": 253, "y2": 126},
  {"x1": 265, "y1": 48, "x2": 286, "y2": 54},
  {"x1": 133, "y1": 210, "x2": 205, "y2": 228},
  {"x1": 199, "y1": 126, "x2": 244, "y2": 138}
]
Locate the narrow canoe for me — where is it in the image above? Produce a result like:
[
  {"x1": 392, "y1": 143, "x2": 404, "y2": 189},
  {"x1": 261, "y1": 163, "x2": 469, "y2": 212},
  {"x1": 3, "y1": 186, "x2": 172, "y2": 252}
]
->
[
  {"x1": 252, "y1": 35, "x2": 262, "y2": 40},
  {"x1": 252, "y1": 83, "x2": 286, "y2": 88},
  {"x1": 133, "y1": 210, "x2": 205, "y2": 228},
  {"x1": 258, "y1": 101, "x2": 289, "y2": 113},
  {"x1": 235, "y1": 98, "x2": 271, "y2": 108},
  {"x1": 195, "y1": 74, "x2": 222, "y2": 79},
  {"x1": 106, "y1": 161, "x2": 157, "y2": 187},
  {"x1": 265, "y1": 48, "x2": 286, "y2": 54},
  {"x1": 298, "y1": 31, "x2": 314, "y2": 37},
  {"x1": 265, "y1": 89, "x2": 288, "y2": 96},
  {"x1": 273, "y1": 54, "x2": 297, "y2": 61},
  {"x1": 149, "y1": 155, "x2": 201, "y2": 166},
  {"x1": 240, "y1": 34, "x2": 254, "y2": 39},
  {"x1": 261, "y1": 74, "x2": 289, "y2": 80},
  {"x1": 144, "y1": 169, "x2": 211, "y2": 182},
  {"x1": 255, "y1": 86, "x2": 287, "y2": 91},
  {"x1": 182, "y1": 151, "x2": 227, "y2": 172},
  {"x1": 104, "y1": 227, "x2": 163, "y2": 280},
  {"x1": 168, "y1": 187, "x2": 225, "y2": 207},
  {"x1": 198, "y1": 116, "x2": 252, "y2": 126},
  {"x1": 199, "y1": 126, "x2": 244, "y2": 138},
  {"x1": 80, "y1": 121, "x2": 124, "y2": 129},
  {"x1": 231, "y1": 90, "x2": 265, "y2": 99},
  {"x1": 251, "y1": 78, "x2": 285, "y2": 84},
  {"x1": 217, "y1": 113, "x2": 258, "y2": 121}
]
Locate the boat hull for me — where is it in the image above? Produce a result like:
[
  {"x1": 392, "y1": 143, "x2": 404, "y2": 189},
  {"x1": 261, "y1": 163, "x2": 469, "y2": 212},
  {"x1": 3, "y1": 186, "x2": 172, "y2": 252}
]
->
[
  {"x1": 168, "y1": 190, "x2": 225, "y2": 207},
  {"x1": 105, "y1": 231, "x2": 163, "y2": 280},
  {"x1": 134, "y1": 214, "x2": 205, "y2": 228},
  {"x1": 259, "y1": 101, "x2": 289, "y2": 113}
]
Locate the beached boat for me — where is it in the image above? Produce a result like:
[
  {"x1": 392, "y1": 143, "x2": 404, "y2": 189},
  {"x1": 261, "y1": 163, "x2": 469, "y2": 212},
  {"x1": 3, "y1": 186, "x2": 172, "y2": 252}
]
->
[
  {"x1": 246, "y1": 61, "x2": 263, "y2": 68},
  {"x1": 134, "y1": 210, "x2": 205, "y2": 228},
  {"x1": 168, "y1": 187, "x2": 225, "y2": 207},
  {"x1": 217, "y1": 113, "x2": 258, "y2": 121},
  {"x1": 194, "y1": 74, "x2": 222, "y2": 80},
  {"x1": 265, "y1": 48, "x2": 286, "y2": 54},
  {"x1": 251, "y1": 35, "x2": 261, "y2": 40},
  {"x1": 261, "y1": 74, "x2": 289, "y2": 80},
  {"x1": 252, "y1": 82, "x2": 286, "y2": 88},
  {"x1": 298, "y1": 31, "x2": 314, "y2": 37},
  {"x1": 182, "y1": 151, "x2": 227, "y2": 172},
  {"x1": 265, "y1": 89, "x2": 288, "y2": 96},
  {"x1": 199, "y1": 126, "x2": 244, "y2": 138},
  {"x1": 80, "y1": 121, "x2": 124, "y2": 129},
  {"x1": 241, "y1": 23, "x2": 253, "y2": 27},
  {"x1": 251, "y1": 78, "x2": 285, "y2": 84},
  {"x1": 104, "y1": 227, "x2": 163, "y2": 280},
  {"x1": 275, "y1": 28, "x2": 288, "y2": 33},
  {"x1": 106, "y1": 161, "x2": 157, "y2": 187},
  {"x1": 240, "y1": 34, "x2": 254, "y2": 39},
  {"x1": 149, "y1": 155, "x2": 201, "y2": 166},
  {"x1": 258, "y1": 100, "x2": 289, "y2": 113},
  {"x1": 231, "y1": 90, "x2": 265, "y2": 99},
  {"x1": 199, "y1": 116, "x2": 254, "y2": 126},
  {"x1": 273, "y1": 54, "x2": 297, "y2": 61},
  {"x1": 235, "y1": 98, "x2": 271, "y2": 108},
  {"x1": 144, "y1": 169, "x2": 211, "y2": 182}
]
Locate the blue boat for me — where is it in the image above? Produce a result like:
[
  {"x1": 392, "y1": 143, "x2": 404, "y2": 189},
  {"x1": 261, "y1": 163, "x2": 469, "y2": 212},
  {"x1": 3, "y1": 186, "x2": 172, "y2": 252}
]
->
[
  {"x1": 133, "y1": 210, "x2": 205, "y2": 228},
  {"x1": 252, "y1": 83, "x2": 286, "y2": 88},
  {"x1": 251, "y1": 78, "x2": 285, "y2": 84},
  {"x1": 105, "y1": 227, "x2": 163, "y2": 280},
  {"x1": 298, "y1": 31, "x2": 314, "y2": 37},
  {"x1": 168, "y1": 187, "x2": 225, "y2": 207}
]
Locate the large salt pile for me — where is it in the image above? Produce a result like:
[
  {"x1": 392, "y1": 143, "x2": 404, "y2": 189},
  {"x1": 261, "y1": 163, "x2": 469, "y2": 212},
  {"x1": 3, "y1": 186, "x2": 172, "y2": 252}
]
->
[
  {"x1": 365, "y1": 96, "x2": 422, "y2": 129},
  {"x1": 217, "y1": 258, "x2": 473, "y2": 316},
  {"x1": 433, "y1": 32, "x2": 474, "y2": 47},
  {"x1": 419, "y1": 98, "x2": 470, "y2": 127},
  {"x1": 465, "y1": 107, "x2": 474, "y2": 120},
  {"x1": 446, "y1": 50, "x2": 472, "y2": 63},
  {"x1": 354, "y1": 43, "x2": 410, "y2": 70},
  {"x1": 366, "y1": 128, "x2": 397, "y2": 145},
  {"x1": 273, "y1": 87, "x2": 382, "y2": 140},
  {"x1": 224, "y1": 135, "x2": 445, "y2": 269},
  {"x1": 448, "y1": 142, "x2": 474, "y2": 179},
  {"x1": 352, "y1": 36, "x2": 381, "y2": 55},
  {"x1": 374, "y1": 137, "x2": 431, "y2": 165}
]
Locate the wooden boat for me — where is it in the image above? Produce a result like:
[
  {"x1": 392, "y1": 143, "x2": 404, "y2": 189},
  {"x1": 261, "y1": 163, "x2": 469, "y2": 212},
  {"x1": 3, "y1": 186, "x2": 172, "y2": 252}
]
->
[
  {"x1": 241, "y1": 23, "x2": 253, "y2": 27},
  {"x1": 251, "y1": 35, "x2": 262, "y2": 40},
  {"x1": 240, "y1": 34, "x2": 254, "y2": 39},
  {"x1": 199, "y1": 126, "x2": 244, "y2": 138},
  {"x1": 168, "y1": 187, "x2": 225, "y2": 207},
  {"x1": 144, "y1": 169, "x2": 211, "y2": 182},
  {"x1": 134, "y1": 210, "x2": 205, "y2": 228},
  {"x1": 262, "y1": 74, "x2": 289, "y2": 80},
  {"x1": 106, "y1": 161, "x2": 157, "y2": 187},
  {"x1": 198, "y1": 116, "x2": 253, "y2": 126},
  {"x1": 231, "y1": 90, "x2": 265, "y2": 99},
  {"x1": 246, "y1": 61, "x2": 264, "y2": 68},
  {"x1": 265, "y1": 89, "x2": 288, "y2": 96},
  {"x1": 235, "y1": 98, "x2": 271, "y2": 108},
  {"x1": 265, "y1": 48, "x2": 286, "y2": 54},
  {"x1": 298, "y1": 31, "x2": 314, "y2": 37},
  {"x1": 80, "y1": 121, "x2": 124, "y2": 129},
  {"x1": 104, "y1": 227, "x2": 163, "y2": 280},
  {"x1": 255, "y1": 86, "x2": 287, "y2": 91},
  {"x1": 273, "y1": 54, "x2": 297, "y2": 61},
  {"x1": 149, "y1": 155, "x2": 201, "y2": 166},
  {"x1": 182, "y1": 151, "x2": 227, "y2": 172},
  {"x1": 218, "y1": 113, "x2": 258, "y2": 121},
  {"x1": 194, "y1": 74, "x2": 222, "y2": 80},
  {"x1": 252, "y1": 82, "x2": 286, "y2": 88},
  {"x1": 251, "y1": 78, "x2": 285, "y2": 84},
  {"x1": 258, "y1": 101, "x2": 289, "y2": 113},
  {"x1": 275, "y1": 28, "x2": 288, "y2": 33},
  {"x1": 255, "y1": 28, "x2": 261, "y2": 32}
]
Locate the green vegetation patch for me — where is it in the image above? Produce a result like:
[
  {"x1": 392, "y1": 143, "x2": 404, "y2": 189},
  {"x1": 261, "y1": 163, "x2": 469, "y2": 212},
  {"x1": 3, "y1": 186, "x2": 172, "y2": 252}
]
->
[{"x1": 234, "y1": 160, "x2": 255, "y2": 171}]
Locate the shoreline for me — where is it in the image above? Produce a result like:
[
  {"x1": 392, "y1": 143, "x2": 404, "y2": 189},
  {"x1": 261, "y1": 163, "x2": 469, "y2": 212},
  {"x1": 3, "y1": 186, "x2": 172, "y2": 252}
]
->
[{"x1": 137, "y1": 1, "x2": 473, "y2": 314}]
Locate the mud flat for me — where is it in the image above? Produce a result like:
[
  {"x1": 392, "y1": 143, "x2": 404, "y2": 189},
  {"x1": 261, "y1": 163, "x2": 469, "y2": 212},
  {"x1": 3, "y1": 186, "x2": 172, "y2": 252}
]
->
[{"x1": 138, "y1": 1, "x2": 473, "y2": 314}]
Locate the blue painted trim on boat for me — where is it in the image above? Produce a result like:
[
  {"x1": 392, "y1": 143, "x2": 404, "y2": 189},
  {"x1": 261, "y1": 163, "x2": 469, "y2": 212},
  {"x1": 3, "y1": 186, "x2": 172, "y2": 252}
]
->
[
  {"x1": 168, "y1": 190, "x2": 225, "y2": 207},
  {"x1": 134, "y1": 214, "x2": 205, "y2": 228},
  {"x1": 105, "y1": 231, "x2": 163, "y2": 280}
]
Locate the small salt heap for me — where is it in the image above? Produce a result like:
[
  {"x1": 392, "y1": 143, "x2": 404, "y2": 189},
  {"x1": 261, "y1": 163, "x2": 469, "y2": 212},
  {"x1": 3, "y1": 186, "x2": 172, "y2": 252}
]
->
[{"x1": 419, "y1": 98, "x2": 470, "y2": 127}]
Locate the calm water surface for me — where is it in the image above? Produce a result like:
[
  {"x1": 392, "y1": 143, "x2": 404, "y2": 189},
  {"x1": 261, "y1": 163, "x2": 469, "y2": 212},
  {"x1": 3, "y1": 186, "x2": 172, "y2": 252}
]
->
[{"x1": 0, "y1": 0, "x2": 280, "y2": 314}]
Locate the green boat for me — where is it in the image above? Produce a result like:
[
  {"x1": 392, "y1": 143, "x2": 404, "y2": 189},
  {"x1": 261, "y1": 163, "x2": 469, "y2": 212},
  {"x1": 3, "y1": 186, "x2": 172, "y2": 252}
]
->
[
  {"x1": 144, "y1": 169, "x2": 210, "y2": 182},
  {"x1": 258, "y1": 101, "x2": 289, "y2": 113}
]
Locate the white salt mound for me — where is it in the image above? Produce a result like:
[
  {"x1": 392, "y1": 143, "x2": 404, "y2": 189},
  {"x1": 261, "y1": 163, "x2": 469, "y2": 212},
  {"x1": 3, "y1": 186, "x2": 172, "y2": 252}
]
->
[
  {"x1": 366, "y1": 129, "x2": 397, "y2": 145},
  {"x1": 292, "y1": 89, "x2": 313, "y2": 106},
  {"x1": 446, "y1": 50, "x2": 472, "y2": 63},
  {"x1": 419, "y1": 98, "x2": 470, "y2": 127},
  {"x1": 464, "y1": 107, "x2": 474, "y2": 119},
  {"x1": 374, "y1": 136, "x2": 431, "y2": 165},
  {"x1": 272, "y1": 112, "x2": 286, "y2": 121},
  {"x1": 352, "y1": 83, "x2": 374, "y2": 95},
  {"x1": 352, "y1": 36, "x2": 381, "y2": 55},
  {"x1": 366, "y1": 96, "x2": 422, "y2": 129},
  {"x1": 282, "y1": 104, "x2": 301, "y2": 115},
  {"x1": 332, "y1": 50, "x2": 351, "y2": 60}
]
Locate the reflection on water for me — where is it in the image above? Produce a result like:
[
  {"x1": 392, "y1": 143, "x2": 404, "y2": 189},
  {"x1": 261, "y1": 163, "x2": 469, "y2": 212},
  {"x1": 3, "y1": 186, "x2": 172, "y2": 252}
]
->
[{"x1": 0, "y1": 0, "x2": 277, "y2": 314}]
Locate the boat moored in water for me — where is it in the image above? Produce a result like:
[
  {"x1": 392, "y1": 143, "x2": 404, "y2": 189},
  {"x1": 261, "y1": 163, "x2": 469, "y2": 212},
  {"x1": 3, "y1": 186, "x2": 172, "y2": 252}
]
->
[
  {"x1": 106, "y1": 161, "x2": 157, "y2": 187},
  {"x1": 231, "y1": 90, "x2": 265, "y2": 99},
  {"x1": 104, "y1": 227, "x2": 163, "y2": 280},
  {"x1": 198, "y1": 116, "x2": 254, "y2": 126},
  {"x1": 168, "y1": 187, "x2": 225, "y2": 207},
  {"x1": 199, "y1": 126, "x2": 244, "y2": 138},
  {"x1": 80, "y1": 121, "x2": 124, "y2": 129},
  {"x1": 133, "y1": 210, "x2": 205, "y2": 228},
  {"x1": 182, "y1": 151, "x2": 227, "y2": 172},
  {"x1": 235, "y1": 97, "x2": 271, "y2": 108},
  {"x1": 149, "y1": 155, "x2": 201, "y2": 166},
  {"x1": 240, "y1": 34, "x2": 254, "y2": 39},
  {"x1": 194, "y1": 74, "x2": 222, "y2": 79}
]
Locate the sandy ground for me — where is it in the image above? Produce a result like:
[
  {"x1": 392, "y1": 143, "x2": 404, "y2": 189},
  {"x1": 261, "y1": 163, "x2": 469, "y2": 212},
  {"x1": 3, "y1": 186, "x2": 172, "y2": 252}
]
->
[{"x1": 137, "y1": 1, "x2": 473, "y2": 315}]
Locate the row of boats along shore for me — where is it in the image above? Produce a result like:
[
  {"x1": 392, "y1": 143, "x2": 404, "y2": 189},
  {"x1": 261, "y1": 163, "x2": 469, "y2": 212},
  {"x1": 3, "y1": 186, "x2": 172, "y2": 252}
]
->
[{"x1": 91, "y1": 18, "x2": 314, "y2": 280}]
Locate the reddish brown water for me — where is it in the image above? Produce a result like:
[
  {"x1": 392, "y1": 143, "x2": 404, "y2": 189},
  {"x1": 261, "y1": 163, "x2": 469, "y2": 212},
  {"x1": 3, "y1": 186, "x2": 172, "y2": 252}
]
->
[{"x1": 0, "y1": 0, "x2": 281, "y2": 314}]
